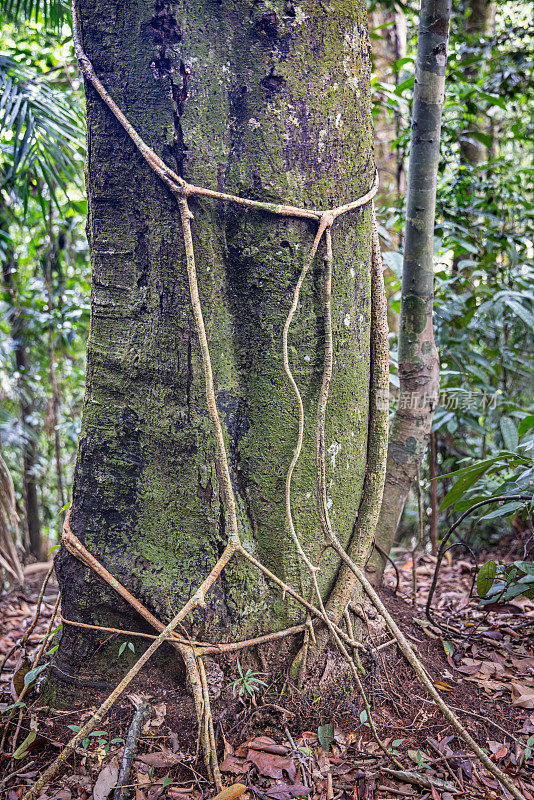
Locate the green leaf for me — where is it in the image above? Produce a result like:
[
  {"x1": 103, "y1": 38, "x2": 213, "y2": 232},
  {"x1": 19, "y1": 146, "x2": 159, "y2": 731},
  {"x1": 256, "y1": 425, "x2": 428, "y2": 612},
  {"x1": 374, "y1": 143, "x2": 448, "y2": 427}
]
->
[
  {"x1": 23, "y1": 663, "x2": 48, "y2": 688},
  {"x1": 471, "y1": 130, "x2": 493, "y2": 148},
  {"x1": 318, "y1": 722, "x2": 335, "y2": 751},
  {"x1": 439, "y1": 465, "x2": 490, "y2": 511},
  {"x1": 500, "y1": 417, "x2": 519, "y2": 452},
  {"x1": 513, "y1": 561, "x2": 534, "y2": 576},
  {"x1": 118, "y1": 642, "x2": 127, "y2": 656},
  {"x1": 391, "y1": 739, "x2": 405, "y2": 748},
  {"x1": 442, "y1": 640, "x2": 454, "y2": 657},
  {"x1": 68, "y1": 724, "x2": 82, "y2": 732},
  {"x1": 477, "y1": 560, "x2": 497, "y2": 598},
  {"x1": 12, "y1": 729, "x2": 36, "y2": 759},
  {"x1": 479, "y1": 501, "x2": 524, "y2": 520},
  {"x1": 163, "y1": 777, "x2": 173, "y2": 788},
  {"x1": 519, "y1": 416, "x2": 534, "y2": 438}
]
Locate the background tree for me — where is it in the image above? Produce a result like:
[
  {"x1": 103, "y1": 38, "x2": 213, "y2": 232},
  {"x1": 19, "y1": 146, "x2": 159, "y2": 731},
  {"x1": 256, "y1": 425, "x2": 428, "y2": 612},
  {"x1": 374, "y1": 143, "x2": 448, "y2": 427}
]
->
[{"x1": 367, "y1": 0, "x2": 448, "y2": 583}]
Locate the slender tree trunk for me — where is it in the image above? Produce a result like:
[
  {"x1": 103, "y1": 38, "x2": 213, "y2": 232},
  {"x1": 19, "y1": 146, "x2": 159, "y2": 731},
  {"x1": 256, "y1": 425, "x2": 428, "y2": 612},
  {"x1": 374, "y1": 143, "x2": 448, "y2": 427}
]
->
[
  {"x1": 1, "y1": 213, "x2": 43, "y2": 560},
  {"x1": 50, "y1": 0, "x2": 378, "y2": 699},
  {"x1": 369, "y1": 6, "x2": 407, "y2": 334},
  {"x1": 366, "y1": 0, "x2": 449, "y2": 585},
  {"x1": 429, "y1": 430, "x2": 438, "y2": 555},
  {"x1": 459, "y1": 0, "x2": 495, "y2": 166},
  {"x1": 46, "y1": 201, "x2": 66, "y2": 512}
]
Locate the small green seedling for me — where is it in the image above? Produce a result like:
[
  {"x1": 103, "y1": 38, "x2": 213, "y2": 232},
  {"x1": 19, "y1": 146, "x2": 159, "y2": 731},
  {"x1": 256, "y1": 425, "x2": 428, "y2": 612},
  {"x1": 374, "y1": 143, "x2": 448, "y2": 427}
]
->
[
  {"x1": 118, "y1": 641, "x2": 135, "y2": 657},
  {"x1": 230, "y1": 658, "x2": 267, "y2": 700}
]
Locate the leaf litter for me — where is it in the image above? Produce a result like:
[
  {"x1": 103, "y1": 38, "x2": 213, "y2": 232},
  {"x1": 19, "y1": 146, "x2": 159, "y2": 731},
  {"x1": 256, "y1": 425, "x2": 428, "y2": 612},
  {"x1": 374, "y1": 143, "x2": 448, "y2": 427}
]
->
[{"x1": 1, "y1": 555, "x2": 534, "y2": 799}]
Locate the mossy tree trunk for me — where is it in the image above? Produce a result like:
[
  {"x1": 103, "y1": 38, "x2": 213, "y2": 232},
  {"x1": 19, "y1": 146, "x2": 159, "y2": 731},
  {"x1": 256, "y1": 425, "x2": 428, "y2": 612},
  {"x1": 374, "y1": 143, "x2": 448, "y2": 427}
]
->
[
  {"x1": 367, "y1": 0, "x2": 449, "y2": 585},
  {"x1": 52, "y1": 0, "x2": 378, "y2": 695}
]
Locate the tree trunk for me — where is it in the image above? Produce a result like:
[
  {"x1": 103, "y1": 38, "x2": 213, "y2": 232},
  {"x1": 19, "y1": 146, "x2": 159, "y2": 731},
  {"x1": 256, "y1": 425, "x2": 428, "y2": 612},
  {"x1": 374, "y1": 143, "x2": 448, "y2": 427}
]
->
[
  {"x1": 46, "y1": 202, "x2": 66, "y2": 512},
  {"x1": 1, "y1": 228, "x2": 43, "y2": 561},
  {"x1": 459, "y1": 0, "x2": 495, "y2": 166},
  {"x1": 369, "y1": 6, "x2": 407, "y2": 334},
  {"x1": 50, "y1": 0, "x2": 378, "y2": 698},
  {"x1": 366, "y1": 0, "x2": 449, "y2": 586}
]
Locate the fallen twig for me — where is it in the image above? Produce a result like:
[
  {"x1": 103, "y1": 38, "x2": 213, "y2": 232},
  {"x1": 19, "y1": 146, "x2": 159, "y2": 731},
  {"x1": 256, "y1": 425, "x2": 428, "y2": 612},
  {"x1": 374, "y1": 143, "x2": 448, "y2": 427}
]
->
[
  {"x1": 382, "y1": 768, "x2": 457, "y2": 793},
  {"x1": 114, "y1": 701, "x2": 154, "y2": 800}
]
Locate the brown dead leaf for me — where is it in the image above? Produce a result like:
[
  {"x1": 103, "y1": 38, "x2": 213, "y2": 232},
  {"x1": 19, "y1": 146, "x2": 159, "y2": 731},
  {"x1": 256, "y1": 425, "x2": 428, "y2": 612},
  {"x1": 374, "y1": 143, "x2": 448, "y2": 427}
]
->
[
  {"x1": 10, "y1": 654, "x2": 31, "y2": 700},
  {"x1": 151, "y1": 702, "x2": 167, "y2": 727},
  {"x1": 219, "y1": 756, "x2": 248, "y2": 775},
  {"x1": 492, "y1": 744, "x2": 509, "y2": 761},
  {"x1": 49, "y1": 791, "x2": 72, "y2": 800},
  {"x1": 246, "y1": 748, "x2": 297, "y2": 781},
  {"x1": 136, "y1": 747, "x2": 181, "y2": 768},
  {"x1": 512, "y1": 683, "x2": 534, "y2": 709},
  {"x1": 246, "y1": 736, "x2": 289, "y2": 756},
  {"x1": 93, "y1": 757, "x2": 119, "y2": 800}
]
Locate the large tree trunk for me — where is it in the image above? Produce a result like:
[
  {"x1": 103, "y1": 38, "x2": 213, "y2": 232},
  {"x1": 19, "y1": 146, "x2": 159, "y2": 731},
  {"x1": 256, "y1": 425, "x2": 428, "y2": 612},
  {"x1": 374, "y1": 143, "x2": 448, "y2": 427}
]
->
[
  {"x1": 366, "y1": 0, "x2": 449, "y2": 585},
  {"x1": 50, "y1": 0, "x2": 377, "y2": 698}
]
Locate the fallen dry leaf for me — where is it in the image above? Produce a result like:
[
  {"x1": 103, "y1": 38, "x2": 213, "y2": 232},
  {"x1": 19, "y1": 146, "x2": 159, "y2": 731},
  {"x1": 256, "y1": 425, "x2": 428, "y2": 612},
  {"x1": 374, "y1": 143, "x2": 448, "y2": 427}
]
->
[
  {"x1": 136, "y1": 746, "x2": 181, "y2": 768},
  {"x1": 211, "y1": 783, "x2": 247, "y2": 800},
  {"x1": 93, "y1": 756, "x2": 119, "y2": 800},
  {"x1": 246, "y1": 748, "x2": 297, "y2": 782},
  {"x1": 512, "y1": 683, "x2": 534, "y2": 709},
  {"x1": 219, "y1": 756, "x2": 248, "y2": 775}
]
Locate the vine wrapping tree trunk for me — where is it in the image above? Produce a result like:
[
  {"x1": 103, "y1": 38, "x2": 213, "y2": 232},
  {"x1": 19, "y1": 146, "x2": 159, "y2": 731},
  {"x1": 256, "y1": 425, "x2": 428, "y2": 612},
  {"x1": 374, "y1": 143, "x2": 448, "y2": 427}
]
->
[
  {"x1": 49, "y1": 0, "x2": 383, "y2": 698},
  {"x1": 366, "y1": 0, "x2": 449, "y2": 585}
]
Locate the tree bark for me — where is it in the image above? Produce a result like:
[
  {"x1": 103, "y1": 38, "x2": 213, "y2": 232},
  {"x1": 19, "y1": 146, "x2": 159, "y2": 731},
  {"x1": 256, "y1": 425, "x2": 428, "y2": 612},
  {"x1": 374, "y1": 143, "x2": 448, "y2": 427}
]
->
[
  {"x1": 366, "y1": 0, "x2": 449, "y2": 586},
  {"x1": 45, "y1": 203, "x2": 66, "y2": 513},
  {"x1": 50, "y1": 0, "x2": 377, "y2": 697},
  {"x1": 1, "y1": 223, "x2": 43, "y2": 561}
]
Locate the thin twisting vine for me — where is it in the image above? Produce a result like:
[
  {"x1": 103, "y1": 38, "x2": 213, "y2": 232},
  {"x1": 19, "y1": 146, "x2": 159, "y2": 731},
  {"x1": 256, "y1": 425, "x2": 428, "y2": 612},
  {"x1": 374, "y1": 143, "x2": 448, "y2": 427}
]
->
[{"x1": 24, "y1": 7, "x2": 527, "y2": 800}]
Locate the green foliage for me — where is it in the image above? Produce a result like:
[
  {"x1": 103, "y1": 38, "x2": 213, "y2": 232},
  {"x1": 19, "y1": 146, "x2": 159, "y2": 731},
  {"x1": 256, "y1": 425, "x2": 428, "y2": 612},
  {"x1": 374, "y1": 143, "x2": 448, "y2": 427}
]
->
[
  {"x1": 371, "y1": 0, "x2": 533, "y2": 551},
  {"x1": 0, "y1": 11, "x2": 88, "y2": 559},
  {"x1": 0, "y1": 52, "x2": 84, "y2": 211},
  {"x1": 437, "y1": 410, "x2": 533, "y2": 519},
  {"x1": 477, "y1": 559, "x2": 534, "y2": 605},
  {"x1": 0, "y1": 0, "x2": 68, "y2": 29}
]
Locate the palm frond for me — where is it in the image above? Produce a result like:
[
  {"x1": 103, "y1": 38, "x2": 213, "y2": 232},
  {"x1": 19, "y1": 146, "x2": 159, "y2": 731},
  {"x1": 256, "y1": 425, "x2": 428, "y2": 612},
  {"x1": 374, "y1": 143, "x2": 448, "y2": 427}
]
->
[
  {"x1": 0, "y1": 0, "x2": 68, "y2": 29},
  {"x1": 0, "y1": 54, "x2": 85, "y2": 208}
]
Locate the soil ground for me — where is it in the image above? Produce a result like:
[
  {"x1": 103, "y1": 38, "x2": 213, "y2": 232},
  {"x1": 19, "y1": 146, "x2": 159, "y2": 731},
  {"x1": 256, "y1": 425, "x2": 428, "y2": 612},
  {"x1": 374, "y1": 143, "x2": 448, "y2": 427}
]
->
[{"x1": 1, "y1": 547, "x2": 533, "y2": 799}]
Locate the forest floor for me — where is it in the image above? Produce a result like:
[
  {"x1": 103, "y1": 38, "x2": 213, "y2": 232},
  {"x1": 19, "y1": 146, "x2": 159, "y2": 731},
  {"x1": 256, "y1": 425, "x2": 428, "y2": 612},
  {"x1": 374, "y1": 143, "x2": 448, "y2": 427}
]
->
[{"x1": 1, "y1": 546, "x2": 533, "y2": 800}]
